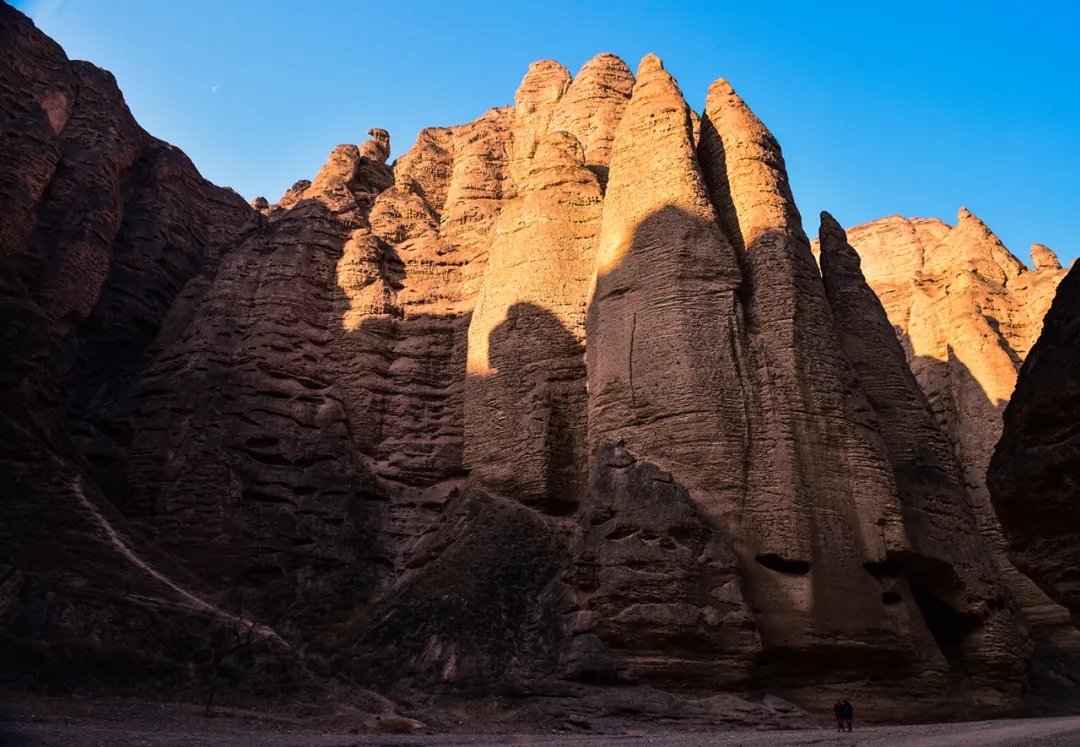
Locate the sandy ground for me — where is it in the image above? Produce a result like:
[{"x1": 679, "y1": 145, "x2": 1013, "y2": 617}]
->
[{"x1": 2, "y1": 697, "x2": 1080, "y2": 747}]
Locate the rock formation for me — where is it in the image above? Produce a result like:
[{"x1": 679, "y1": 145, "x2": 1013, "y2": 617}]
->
[
  {"x1": 0, "y1": 2, "x2": 295, "y2": 685},
  {"x1": 464, "y1": 131, "x2": 601, "y2": 512},
  {"x1": 990, "y1": 261, "x2": 1080, "y2": 625},
  {"x1": 812, "y1": 212, "x2": 1077, "y2": 693},
  {"x1": 587, "y1": 55, "x2": 748, "y2": 522},
  {"x1": 565, "y1": 446, "x2": 761, "y2": 689},
  {"x1": 2, "y1": 2, "x2": 1073, "y2": 721},
  {"x1": 546, "y1": 53, "x2": 634, "y2": 186},
  {"x1": 818, "y1": 212, "x2": 1029, "y2": 710}
]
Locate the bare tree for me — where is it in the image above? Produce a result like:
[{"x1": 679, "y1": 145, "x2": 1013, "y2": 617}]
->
[{"x1": 201, "y1": 587, "x2": 260, "y2": 716}]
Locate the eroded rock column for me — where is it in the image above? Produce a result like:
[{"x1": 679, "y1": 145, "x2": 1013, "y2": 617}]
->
[
  {"x1": 464, "y1": 132, "x2": 603, "y2": 512},
  {"x1": 586, "y1": 54, "x2": 749, "y2": 525}
]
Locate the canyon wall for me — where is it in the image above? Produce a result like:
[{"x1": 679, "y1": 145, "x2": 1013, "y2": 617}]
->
[
  {"x1": 990, "y1": 262, "x2": 1080, "y2": 627},
  {"x1": 2, "y1": 3, "x2": 1075, "y2": 720},
  {"x1": 813, "y1": 213, "x2": 1078, "y2": 698},
  {"x1": 0, "y1": 2, "x2": 298, "y2": 687}
]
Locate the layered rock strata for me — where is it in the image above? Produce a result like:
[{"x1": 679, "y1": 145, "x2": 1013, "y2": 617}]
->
[
  {"x1": 1, "y1": 3, "x2": 1065, "y2": 719},
  {"x1": 564, "y1": 446, "x2": 761, "y2": 689},
  {"x1": 818, "y1": 212, "x2": 1029, "y2": 709},
  {"x1": 587, "y1": 55, "x2": 749, "y2": 522},
  {"x1": 0, "y1": 2, "x2": 292, "y2": 683},
  {"x1": 814, "y1": 212, "x2": 1077, "y2": 686},
  {"x1": 464, "y1": 131, "x2": 602, "y2": 512}
]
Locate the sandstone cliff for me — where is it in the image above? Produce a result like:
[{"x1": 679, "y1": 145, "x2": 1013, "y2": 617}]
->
[
  {"x1": 818, "y1": 212, "x2": 1029, "y2": 710},
  {"x1": 0, "y1": 2, "x2": 297, "y2": 687},
  {"x1": 990, "y1": 262, "x2": 1080, "y2": 626},
  {"x1": 812, "y1": 212, "x2": 1078, "y2": 697},
  {"x1": 2, "y1": 3, "x2": 1071, "y2": 721}
]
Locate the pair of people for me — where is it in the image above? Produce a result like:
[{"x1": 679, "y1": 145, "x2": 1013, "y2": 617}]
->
[{"x1": 833, "y1": 700, "x2": 854, "y2": 731}]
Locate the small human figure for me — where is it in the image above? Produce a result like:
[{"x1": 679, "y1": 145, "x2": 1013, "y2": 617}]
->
[
  {"x1": 833, "y1": 700, "x2": 845, "y2": 732},
  {"x1": 842, "y1": 700, "x2": 854, "y2": 732}
]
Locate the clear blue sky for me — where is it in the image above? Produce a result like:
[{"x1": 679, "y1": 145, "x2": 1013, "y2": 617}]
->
[{"x1": 14, "y1": 0, "x2": 1079, "y2": 265}]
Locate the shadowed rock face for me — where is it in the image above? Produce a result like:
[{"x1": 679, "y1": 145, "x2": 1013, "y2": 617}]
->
[
  {"x1": 587, "y1": 55, "x2": 748, "y2": 523},
  {"x1": 0, "y1": 3, "x2": 301, "y2": 686},
  {"x1": 1, "y1": 5, "x2": 1067, "y2": 720},
  {"x1": 698, "y1": 79, "x2": 921, "y2": 677},
  {"x1": 819, "y1": 212, "x2": 1029, "y2": 710},
  {"x1": 990, "y1": 262, "x2": 1080, "y2": 625},
  {"x1": 565, "y1": 445, "x2": 761, "y2": 690},
  {"x1": 812, "y1": 211, "x2": 1078, "y2": 697}
]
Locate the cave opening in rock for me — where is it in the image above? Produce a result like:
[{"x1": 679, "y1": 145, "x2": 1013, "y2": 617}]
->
[
  {"x1": 910, "y1": 584, "x2": 981, "y2": 664},
  {"x1": 755, "y1": 554, "x2": 811, "y2": 575}
]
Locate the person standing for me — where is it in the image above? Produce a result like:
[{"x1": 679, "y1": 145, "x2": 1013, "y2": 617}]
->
[
  {"x1": 833, "y1": 700, "x2": 845, "y2": 732},
  {"x1": 842, "y1": 700, "x2": 854, "y2": 732}
]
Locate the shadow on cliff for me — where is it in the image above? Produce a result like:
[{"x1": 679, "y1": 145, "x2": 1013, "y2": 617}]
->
[
  {"x1": 897, "y1": 329, "x2": 1080, "y2": 710},
  {"x1": 466, "y1": 302, "x2": 587, "y2": 515},
  {"x1": 583, "y1": 204, "x2": 1034, "y2": 717},
  {"x1": 2, "y1": 192, "x2": 402, "y2": 691}
]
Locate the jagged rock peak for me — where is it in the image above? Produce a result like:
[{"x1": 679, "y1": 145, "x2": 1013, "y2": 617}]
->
[
  {"x1": 637, "y1": 52, "x2": 664, "y2": 75},
  {"x1": 276, "y1": 179, "x2": 311, "y2": 210},
  {"x1": 360, "y1": 127, "x2": 391, "y2": 164},
  {"x1": 1031, "y1": 243, "x2": 1062, "y2": 271},
  {"x1": 521, "y1": 59, "x2": 573, "y2": 85},
  {"x1": 546, "y1": 53, "x2": 634, "y2": 175},
  {"x1": 510, "y1": 60, "x2": 572, "y2": 184},
  {"x1": 931, "y1": 206, "x2": 1027, "y2": 281},
  {"x1": 701, "y1": 77, "x2": 803, "y2": 249},
  {"x1": 306, "y1": 144, "x2": 362, "y2": 205},
  {"x1": 818, "y1": 210, "x2": 848, "y2": 246},
  {"x1": 582, "y1": 51, "x2": 632, "y2": 71},
  {"x1": 588, "y1": 38, "x2": 745, "y2": 516}
]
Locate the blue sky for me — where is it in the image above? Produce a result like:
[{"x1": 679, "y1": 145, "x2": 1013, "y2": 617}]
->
[{"x1": 14, "y1": 0, "x2": 1079, "y2": 265}]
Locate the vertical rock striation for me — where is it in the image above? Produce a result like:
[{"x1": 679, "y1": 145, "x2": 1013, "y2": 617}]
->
[
  {"x1": 587, "y1": 55, "x2": 748, "y2": 525},
  {"x1": 819, "y1": 212, "x2": 1030, "y2": 709},
  {"x1": 1, "y1": 9, "x2": 1066, "y2": 717},
  {"x1": 698, "y1": 79, "x2": 919, "y2": 696},
  {"x1": 816, "y1": 210, "x2": 1078, "y2": 698}
]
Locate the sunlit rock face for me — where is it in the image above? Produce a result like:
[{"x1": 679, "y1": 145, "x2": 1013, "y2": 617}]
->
[
  {"x1": 2, "y1": 3, "x2": 1071, "y2": 719},
  {"x1": 464, "y1": 131, "x2": 602, "y2": 513}
]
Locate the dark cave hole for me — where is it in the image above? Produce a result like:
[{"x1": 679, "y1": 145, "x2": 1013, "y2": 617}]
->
[
  {"x1": 911, "y1": 585, "x2": 981, "y2": 663},
  {"x1": 755, "y1": 554, "x2": 811, "y2": 576},
  {"x1": 544, "y1": 500, "x2": 580, "y2": 518},
  {"x1": 882, "y1": 592, "x2": 903, "y2": 605},
  {"x1": 863, "y1": 560, "x2": 905, "y2": 578}
]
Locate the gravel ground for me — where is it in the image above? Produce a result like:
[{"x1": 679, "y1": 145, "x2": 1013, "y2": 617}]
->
[{"x1": 2, "y1": 697, "x2": 1079, "y2": 747}]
